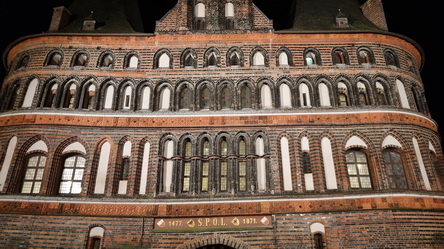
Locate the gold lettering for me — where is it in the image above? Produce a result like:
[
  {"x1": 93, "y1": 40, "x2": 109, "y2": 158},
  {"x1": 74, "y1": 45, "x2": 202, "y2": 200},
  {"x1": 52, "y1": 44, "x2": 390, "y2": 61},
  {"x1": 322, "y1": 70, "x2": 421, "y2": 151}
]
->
[
  {"x1": 205, "y1": 218, "x2": 210, "y2": 226},
  {"x1": 198, "y1": 218, "x2": 203, "y2": 227}
]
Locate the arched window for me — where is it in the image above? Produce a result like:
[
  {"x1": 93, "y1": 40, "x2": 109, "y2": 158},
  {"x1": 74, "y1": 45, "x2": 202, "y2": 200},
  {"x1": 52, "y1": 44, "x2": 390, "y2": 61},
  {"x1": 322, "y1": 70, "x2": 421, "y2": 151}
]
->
[
  {"x1": 357, "y1": 47, "x2": 374, "y2": 64},
  {"x1": 208, "y1": 53, "x2": 217, "y2": 67},
  {"x1": 98, "y1": 52, "x2": 114, "y2": 68},
  {"x1": 299, "y1": 83, "x2": 311, "y2": 107},
  {"x1": 322, "y1": 137, "x2": 337, "y2": 190},
  {"x1": 125, "y1": 54, "x2": 139, "y2": 69},
  {"x1": 182, "y1": 139, "x2": 192, "y2": 193},
  {"x1": 280, "y1": 136, "x2": 293, "y2": 191},
  {"x1": 181, "y1": 49, "x2": 197, "y2": 68},
  {"x1": 260, "y1": 84, "x2": 272, "y2": 109},
  {"x1": 159, "y1": 87, "x2": 171, "y2": 110},
  {"x1": 86, "y1": 226, "x2": 104, "y2": 249},
  {"x1": 59, "y1": 155, "x2": 86, "y2": 194},
  {"x1": 252, "y1": 51, "x2": 265, "y2": 66},
  {"x1": 200, "y1": 86, "x2": 211, "y2": 110},
  {"x1": 16, "y1": 55, "x2": 29, "y2": 70},
  {"x1": 357, "y1": 82, "x2": 369, "y2": 105},
  {"x1": 278, "y1": 52, "x2": 289, "y2": 66},
  {"x1": 383, "y1": 149, "x2": 408, "y2": 189},
  {"x1": 332, "y1": 48, "x2": 349, "y2": 65},
  {"x1": 375, "y1": 82, "x2": 388, "y2": 105},
  {"x1": 345, "y1": 150, "x2": 372, "y2": 189},
  {"x1": 240, "y1": 84, "x2": 252, "y2": 109},
  {"x1": 204, "y1": 47, "x2": 220, "y2": 67},
  {"x1": 304, "y1": 49, "x2": 321, "y2": 66},
  {"x1": 279, "y1": 83, "x2": 292, "y2": 108},
  {"x1": 225, "y1": 2, "x2": 235, "y2": 29},
  {"x1": 6, "y1": 83, "x2": 20, "y2": 110},
  {"x1": 103, "y1": 84, "x2": 115, "y2": 109},
  {"x1": 21, "y1": 154, "x2": 47, "y2": 194},
  {"x1": 72, "y1": 52, "x2": 88, "y2": 67},
  {"x1": 179, "y1": 87, "x2": 192, "y2": 110},
  {"x1": 338, "y1": 82, "x2": 349, "y2": 107},
  {"x1": 396, "y1": 79, "x2": 410, "y2": 109},
  {"x1": 81, "y1": 84, "x2": 96, "y2": 110},
  {"x1": 200, "y1": 138, "x2": 210, "y2": 192},
  {"x1": 384, "y1": 49, "x2": 399, "y2": 67},
  {"x1": 255, "y1": 136, "x2": 266, "y2": 191},
  {"x1": 43, "y1": 83, "x2": 58, "y2": 108},
  {"x1": 62, "y1": 83, "x2": 77, "y2": 108},
  {"x1": 122, "y1": 85, "x2": 133, "y2": 110},
  {"x1": 162, "y1": 140, "x2": 174, "y2": 193},
  {"x1": 22, "y1": 78, "x2": 39, "y2": 108},
  {"x1": 94, "y1": 141, "x2": 111, "y2": 194},
  {"x1": 46, "y1": 51, "x2": 63, "y2": 66},
  {"x1": 318, "y1": 82, "x2": 331, "y2": 107},
  {"x1": 219, "y1": 137, "x2": 229, "y2": 192},
  {"x1": 220, "y1": 86, "x2": 232, "y2": 109},
  {"x1": 310, "y1": 223, "x2": 326, "y2": 249},
  {"x1": 118, "y1": 140, "x2": 131, "y2": 194},
  {"x1": 227, "y1": 48, "x2": 243, "y2": 67},
  {"x1": 155, "y1": 51, "x2": 172, "y2": 69},
  {"x1": 277, "y1": 48, "x2": 293, "y2": 67},
  {"x1": 194, "y1": 3, "x2": 206, "y2": 29},
  {"x1": 238, "y1": 137, "x2": 247, "y2": 192},
  {"x1": 140, "y1": 86, "x2": 151, "y2": 110},
  {"x1": 301, "y1": 136, "x2": 314, "y2": 191}
]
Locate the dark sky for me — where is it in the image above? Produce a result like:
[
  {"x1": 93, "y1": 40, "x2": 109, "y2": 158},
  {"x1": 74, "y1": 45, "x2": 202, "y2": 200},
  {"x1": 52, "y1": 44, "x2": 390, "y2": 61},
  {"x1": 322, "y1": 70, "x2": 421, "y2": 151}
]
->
[{"x1": 0, "y1": 0, "x2": 440, "y2": 138}]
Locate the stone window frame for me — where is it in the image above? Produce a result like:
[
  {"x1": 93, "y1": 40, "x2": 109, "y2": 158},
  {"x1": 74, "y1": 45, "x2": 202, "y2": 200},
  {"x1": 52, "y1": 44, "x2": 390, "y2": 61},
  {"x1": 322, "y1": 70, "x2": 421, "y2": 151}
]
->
[
  {"x1": 276, "y1": 47, "x2": 294, "y2": 67},
  {"x1": 331, "y1": 47, "x2": 350, "y2": 65},
  {"x1": 250, "y1": 46, "x2": 269, "y2": 67},
  {"x1": 303, "y1": 48, "x2": 322, "y2": 66},
  {"x1": 78, "y1": 78, "x2": 98, "y2": 110},
  {"x1": 356, "y1": 46, "x2": 375, "y2": 65},
  {"x1": 383, "y1": 48, "x2": 400, "y2": 67},
  {"x1": 39, "y1": 78, "x2": 61, "y2": 108},
  {"x1": 71, "y1": 51, "x2": 89, "y2": 67},
  {"x1": 180, "y1": 48, "x2": 198, "y2": 69},
  {"x1": 123, "y1": 51, "x2": 140, "y2": 69},
  {"x1": 44, "y1": 49, "x2": 64, "y2": 67},
  {"x1": 203, "y1": 47, "x2": 221, "y2": 68},
  {"x1": 226, "y1": 47, "x2": 244, "y2": 67},
  {"x1": 97, "y1": 51, "x2": 115, "y2": 68},
  {"x1": 153, "y1": 49, "x2": 173, "y2": 69}
]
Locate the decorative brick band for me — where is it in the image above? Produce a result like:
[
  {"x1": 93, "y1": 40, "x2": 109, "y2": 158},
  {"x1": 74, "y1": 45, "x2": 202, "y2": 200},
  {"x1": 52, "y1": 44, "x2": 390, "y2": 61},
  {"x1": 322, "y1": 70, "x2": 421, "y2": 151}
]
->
[
  {"x1": 0, "y1": 111, "x2": 437, "y2": 131},
  {"x1": 1, "y1": 194, "x2": 443, "y2": 217}
]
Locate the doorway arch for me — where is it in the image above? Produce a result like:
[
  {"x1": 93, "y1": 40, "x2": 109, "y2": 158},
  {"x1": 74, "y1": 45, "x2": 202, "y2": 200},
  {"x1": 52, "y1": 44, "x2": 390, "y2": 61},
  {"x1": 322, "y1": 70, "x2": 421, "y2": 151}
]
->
[
  {"x1": 197, "y1": 245, "x2": 235, "y2": 249},
  {"x1": 177, "y1": 235, "x2": 249, "y2": 249}
]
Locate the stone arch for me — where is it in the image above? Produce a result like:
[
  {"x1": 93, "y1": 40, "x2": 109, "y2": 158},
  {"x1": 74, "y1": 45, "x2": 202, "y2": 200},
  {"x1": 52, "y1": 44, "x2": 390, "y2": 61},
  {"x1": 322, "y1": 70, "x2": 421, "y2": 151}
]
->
[
  {"x1": 6, "y1": 135, "x2": 50, "y2": 193},
  {"x1": 177, "y1": 234, "x2": 250, "y2": 249}
]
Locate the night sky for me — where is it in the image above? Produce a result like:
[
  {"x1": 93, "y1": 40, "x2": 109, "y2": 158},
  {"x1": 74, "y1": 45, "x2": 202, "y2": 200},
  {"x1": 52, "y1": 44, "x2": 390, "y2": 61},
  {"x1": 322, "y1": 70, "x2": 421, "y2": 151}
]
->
[{"x1": 0, "y1": 0, "x2": 440, "y2": 138}]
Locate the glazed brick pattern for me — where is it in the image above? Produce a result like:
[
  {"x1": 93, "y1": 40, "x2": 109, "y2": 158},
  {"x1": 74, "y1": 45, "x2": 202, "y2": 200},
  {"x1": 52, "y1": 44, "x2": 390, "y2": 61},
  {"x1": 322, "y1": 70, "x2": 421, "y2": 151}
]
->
[{"x1": 1, "y1": 209, "x2": 444, "y2": 248}]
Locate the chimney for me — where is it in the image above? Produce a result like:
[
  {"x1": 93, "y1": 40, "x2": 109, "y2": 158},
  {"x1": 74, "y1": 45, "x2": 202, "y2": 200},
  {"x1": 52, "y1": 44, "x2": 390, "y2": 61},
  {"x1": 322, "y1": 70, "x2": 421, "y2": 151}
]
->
[
  {"x1": 361, "y1": 0, "x2": 388, "y2": 31},
  {"x1": 49, "y1": 6, "x2": 72, "y2": 32}
]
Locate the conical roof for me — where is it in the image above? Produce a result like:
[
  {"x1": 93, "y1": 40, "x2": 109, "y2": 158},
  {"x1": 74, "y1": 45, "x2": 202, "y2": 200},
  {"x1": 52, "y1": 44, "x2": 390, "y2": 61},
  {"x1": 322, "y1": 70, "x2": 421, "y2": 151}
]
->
[
  {"x1": 57, "y1": 0, "x2": 144, "y2": 33},
  {"x1": 284, "y1": 0, "x2": 380, "y2": 32}
]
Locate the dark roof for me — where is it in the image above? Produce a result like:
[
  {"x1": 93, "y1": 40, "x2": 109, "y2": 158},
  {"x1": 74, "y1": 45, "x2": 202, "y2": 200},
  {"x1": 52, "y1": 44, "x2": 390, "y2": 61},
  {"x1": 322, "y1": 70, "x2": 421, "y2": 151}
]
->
[
  {"x1": 57, "y1": 0, "x2": 143, "y2": 33},
  {"x1": 284, "y1": 0, "x2": 380, "y2": 32}
]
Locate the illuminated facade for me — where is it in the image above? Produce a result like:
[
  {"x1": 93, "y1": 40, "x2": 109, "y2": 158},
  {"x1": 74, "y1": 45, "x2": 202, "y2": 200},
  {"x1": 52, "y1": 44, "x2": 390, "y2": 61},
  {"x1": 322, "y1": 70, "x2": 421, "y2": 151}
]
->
[{"x1": 0, "y1": 0, "x2": 443, "y2": 248}]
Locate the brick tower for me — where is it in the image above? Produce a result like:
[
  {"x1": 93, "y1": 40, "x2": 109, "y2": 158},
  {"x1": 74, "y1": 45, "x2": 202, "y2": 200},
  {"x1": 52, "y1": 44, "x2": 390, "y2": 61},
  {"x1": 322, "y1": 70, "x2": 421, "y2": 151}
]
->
[{"x1": 0, "y1": 0, "x2": 443, "y2": 248}]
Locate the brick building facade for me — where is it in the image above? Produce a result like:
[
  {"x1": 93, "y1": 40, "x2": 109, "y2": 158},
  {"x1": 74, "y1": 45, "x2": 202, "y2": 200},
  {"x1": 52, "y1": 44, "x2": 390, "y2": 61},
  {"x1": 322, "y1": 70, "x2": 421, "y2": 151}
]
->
[{"x1": 0, "y1": 0, "x2": 443, "y2": 248}]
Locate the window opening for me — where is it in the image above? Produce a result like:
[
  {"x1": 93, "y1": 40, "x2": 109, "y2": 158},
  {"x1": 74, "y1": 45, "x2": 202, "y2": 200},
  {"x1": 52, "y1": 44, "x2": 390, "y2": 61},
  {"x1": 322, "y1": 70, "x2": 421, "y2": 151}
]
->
[
  {"x1": 59, "y1": 155, "x2": 86, "y2": 194},
  {"x1": 200, "y1": 86, "x2": 211, "y2": 109},
  {"x1": 345, "y1": 150, "x2": 372, "y2": 189},
  {"x1": 383, "y1": 149, "x2": 408, "y2": 189},
  {"x1": 21, "y1": 155, "x2": 46, "y2": 194}
]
